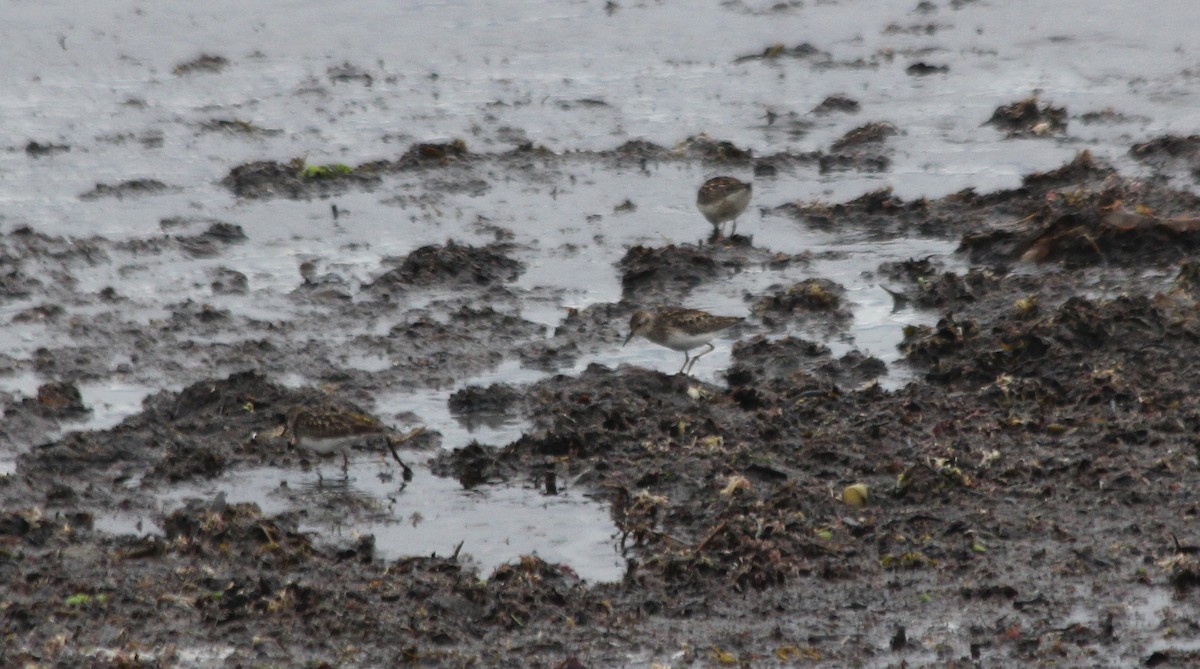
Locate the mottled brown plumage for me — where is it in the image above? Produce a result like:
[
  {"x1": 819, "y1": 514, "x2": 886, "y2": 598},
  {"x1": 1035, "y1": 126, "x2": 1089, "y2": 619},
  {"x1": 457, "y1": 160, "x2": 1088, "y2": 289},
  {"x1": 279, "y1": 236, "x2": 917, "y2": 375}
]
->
[
  {"x1": 623, "y1": 307, "x2": 743, "y2": 374},
  {"x1": 284, "y1": 404, "x2": 417, "y2": 480},
  {"x1": 697, "y1": 176, "x2": 752, "y2": 236}
]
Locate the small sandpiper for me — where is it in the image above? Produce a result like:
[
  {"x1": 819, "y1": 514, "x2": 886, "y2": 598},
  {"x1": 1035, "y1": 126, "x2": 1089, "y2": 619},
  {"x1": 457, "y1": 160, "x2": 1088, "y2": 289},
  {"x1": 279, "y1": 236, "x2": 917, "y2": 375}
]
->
[
  {"x1": 623, "y1": 307, "x2": 744, "y2": 375},
  {"x1": 284, "y1": 404, "x2": 418, "y2": 481},
  {"x1": 697, "y1": 176, "x2": 753, "y2": 237}
]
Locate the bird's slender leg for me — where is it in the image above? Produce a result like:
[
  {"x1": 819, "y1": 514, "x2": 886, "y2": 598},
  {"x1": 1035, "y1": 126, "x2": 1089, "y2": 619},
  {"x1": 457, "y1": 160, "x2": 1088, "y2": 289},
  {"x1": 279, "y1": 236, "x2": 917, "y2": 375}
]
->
[
  {"x1": 341, "y1": 450, "x2": 350, "y2": 479},
  {"x1": 384, "y1": 432, "x2": 419, "y2": 484},
  {"x1": 729, "y1": 217, "x2": 738, "y2": 236},
  {"x1": 686, "y1": 343, "x2": 716, "y2": 374},
  {"x1": 678, "y1": 351, "x2": 692, "y2": 375}
]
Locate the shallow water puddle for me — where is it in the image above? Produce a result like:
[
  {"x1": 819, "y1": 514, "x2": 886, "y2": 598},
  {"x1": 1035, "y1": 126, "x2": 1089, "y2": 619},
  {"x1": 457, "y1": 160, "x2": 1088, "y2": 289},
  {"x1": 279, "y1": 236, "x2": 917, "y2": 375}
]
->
[
  {"x1": 107, "y1": 454, "x2": 624, "y2": 582},
  {"x1": 91, "y1": 363, "x2": 626, "y2": 582},
  {"x1": 74, "y1": 380, "x2": 164, "y2": 431}
]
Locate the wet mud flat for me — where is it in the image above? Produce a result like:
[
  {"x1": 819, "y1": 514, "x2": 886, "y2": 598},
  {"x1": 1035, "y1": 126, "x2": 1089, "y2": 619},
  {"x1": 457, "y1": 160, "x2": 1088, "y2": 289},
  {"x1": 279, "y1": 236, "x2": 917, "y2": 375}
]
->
[{"x1": 5, "y1": 136, "x2": 1200, "y2": 669}]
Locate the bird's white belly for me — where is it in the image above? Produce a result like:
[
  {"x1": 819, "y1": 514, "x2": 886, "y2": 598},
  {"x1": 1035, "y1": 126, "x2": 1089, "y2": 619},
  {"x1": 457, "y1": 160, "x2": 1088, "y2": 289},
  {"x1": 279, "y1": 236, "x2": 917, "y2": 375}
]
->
[
  {"x1": 299, "y1": 435, "x2": 361, "y2": 455},
  {"x1": 698, "y1": 188, "x2": 751, "y2": 223},
  {"x1": 651, "y1": 331, "x2": 718, "y2": 351}
]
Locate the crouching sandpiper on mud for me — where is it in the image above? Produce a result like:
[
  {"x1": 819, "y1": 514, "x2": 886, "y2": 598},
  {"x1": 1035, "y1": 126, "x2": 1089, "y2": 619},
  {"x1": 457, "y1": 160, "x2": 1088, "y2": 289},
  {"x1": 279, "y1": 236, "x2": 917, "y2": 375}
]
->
[
  {"x1": 696, "y1": 175, "x2": 752, "y2": 237},
  {"x1": 623, "y1": 307, "x2": 744, "y2": 375}
]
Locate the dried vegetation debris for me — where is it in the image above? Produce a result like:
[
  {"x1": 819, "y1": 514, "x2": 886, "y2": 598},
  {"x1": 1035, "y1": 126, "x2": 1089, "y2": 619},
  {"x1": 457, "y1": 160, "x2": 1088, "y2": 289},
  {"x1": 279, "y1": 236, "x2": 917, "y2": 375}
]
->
[
  {"x1": 986, "y1": 95, "x2": 1068, "y2": 137},
  {"x1": 961, "y1": 153, "x2": 1200, "y2": 266},
  {"x1": 750, "y1": 277, "x2": 852, "y2": 331}
]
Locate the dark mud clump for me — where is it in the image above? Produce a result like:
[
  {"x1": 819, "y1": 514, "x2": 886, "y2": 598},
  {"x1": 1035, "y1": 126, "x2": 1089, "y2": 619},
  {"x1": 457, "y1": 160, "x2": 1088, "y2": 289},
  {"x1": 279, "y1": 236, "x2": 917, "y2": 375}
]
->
[
  {"x1": 517, "y1": 301, "x2": 631, "y2": 370},
  {"x1": 429, "y1": 440, "x2": 510, "y2": 488},
  {"x1": 12, "y1": 370, "x2": 421, "y2": 492},
  {"x1": 198, "y1": 118, "x2": 284, "y2": 136},
  {"x1": 750, "y1": 277, "x2": 852, "y2": 332},
  {"x1": 727, "y1": 335, "x2": 886, "y2": 389},
  {"x1": 986, "y1": 95, "x2": 1068, "y2": 137},
  {"x1": 384, "y1": 305, "x2": 546, "y2": 383},
  {"x1": 618, "y1": 243, "x2": 744, "y2": 299},
  {"x1": 960, "y1": 154, "x2": 1200, "y2": 266},
  {"x1": 174, "y1": 222, "x2": 248, "y2": 257},
  {"x1": 221, "y1": 157, "x2": 383, "y2": 199},
  {"x1": 28, "y1": 381, "x2": 89, "y2": 419},
  {"x1": 78, "y1": 178, "x2": 172, "y2": 200},
  {"x1": 1131, "y1": 134, "x2": 1200, "y2": 180},
  {"x1": 220, "y1": 140, "x2": 471, "y2": 200},
  {"x1": 786, "y1": 152, "x2": 1200, "y2": 265},
  {"x1": 447, "y1": 383, "x2": 524, "y2": 443},
  {"x1": 327, "y1": 61, "x2": 375, "y2": 85},
  {"x1": 811, "y1": 94, "x2": 860, "y2": 115},
  {"x1": 905, "y1": 61, "x2": 949, "y2": 75},
  {"x1": 367, "y1": 240, "x2": 525, "y2": 291},
  {"x1": 1131, "y1": 134, "x2": 1200, "y2": 162},
  {"x1": 24, "y1": 140, "x2": 70, "y2": 157},
  {"x1": 900, "y1": 293, "x2": 1200, "y2": 391},
  {"x1": 821, "y1": 121, "x2": 896, "y2": 173},
  {"x1": 829, "y1": 121, "x2": 897, "y2": 152},
  {"x1": 673, "y1": 134, "x2": 754, "y2": 163},
  {"x1": 173, "y1": 54, "x2": 230, "y2": 75},
  {"x1": 778, "y1": 186, "x2": 941, "y2": 237},
  {"x1": 448, "y1": 382, "x2": 523, "y2": 416},
  {"x1": 879, "y1": 259, "x2": 1012, "y2": 309}
]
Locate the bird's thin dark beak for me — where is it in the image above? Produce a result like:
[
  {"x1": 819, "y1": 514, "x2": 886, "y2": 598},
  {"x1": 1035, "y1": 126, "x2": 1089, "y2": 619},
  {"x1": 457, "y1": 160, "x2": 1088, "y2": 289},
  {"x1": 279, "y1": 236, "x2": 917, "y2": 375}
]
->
[{"x1": 622, "y1": 332, "x2": 634, "y2": 347}]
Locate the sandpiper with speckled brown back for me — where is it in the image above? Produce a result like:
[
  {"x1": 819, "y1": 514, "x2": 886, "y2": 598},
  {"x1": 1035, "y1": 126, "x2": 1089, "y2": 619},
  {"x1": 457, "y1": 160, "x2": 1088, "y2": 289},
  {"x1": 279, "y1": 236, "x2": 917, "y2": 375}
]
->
[
  {"x1": 623, "y1": 307, "x2": 744, "y2": 375},
  {"x1": 284, "y1": 404, "x2": 417, "y2": 481},
  {"x1": 697, "y1": 176, "x2": 752, "y2": 237}
]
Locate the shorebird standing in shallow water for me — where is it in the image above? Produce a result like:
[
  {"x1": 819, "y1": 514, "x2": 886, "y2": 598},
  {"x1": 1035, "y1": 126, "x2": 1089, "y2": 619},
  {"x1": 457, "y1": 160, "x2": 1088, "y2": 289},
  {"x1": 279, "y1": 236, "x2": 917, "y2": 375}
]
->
[
  {"x1": 697, "y1": 176, "x2": 752, "y2": 237},
  {"x1": 284, "y1": 404, "x2": 419, "y2": 482},
  {"x1": 623, "y1": 307, "x2": 744, "y2": 375}
]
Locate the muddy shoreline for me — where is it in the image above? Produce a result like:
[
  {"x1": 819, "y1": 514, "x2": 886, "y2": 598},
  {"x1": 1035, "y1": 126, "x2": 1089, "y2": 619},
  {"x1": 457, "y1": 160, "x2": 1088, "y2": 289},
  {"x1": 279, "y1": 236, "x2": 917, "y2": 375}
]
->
[{"x1": 4, "y1": 130, "x2": 1200, "y2": 667}]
